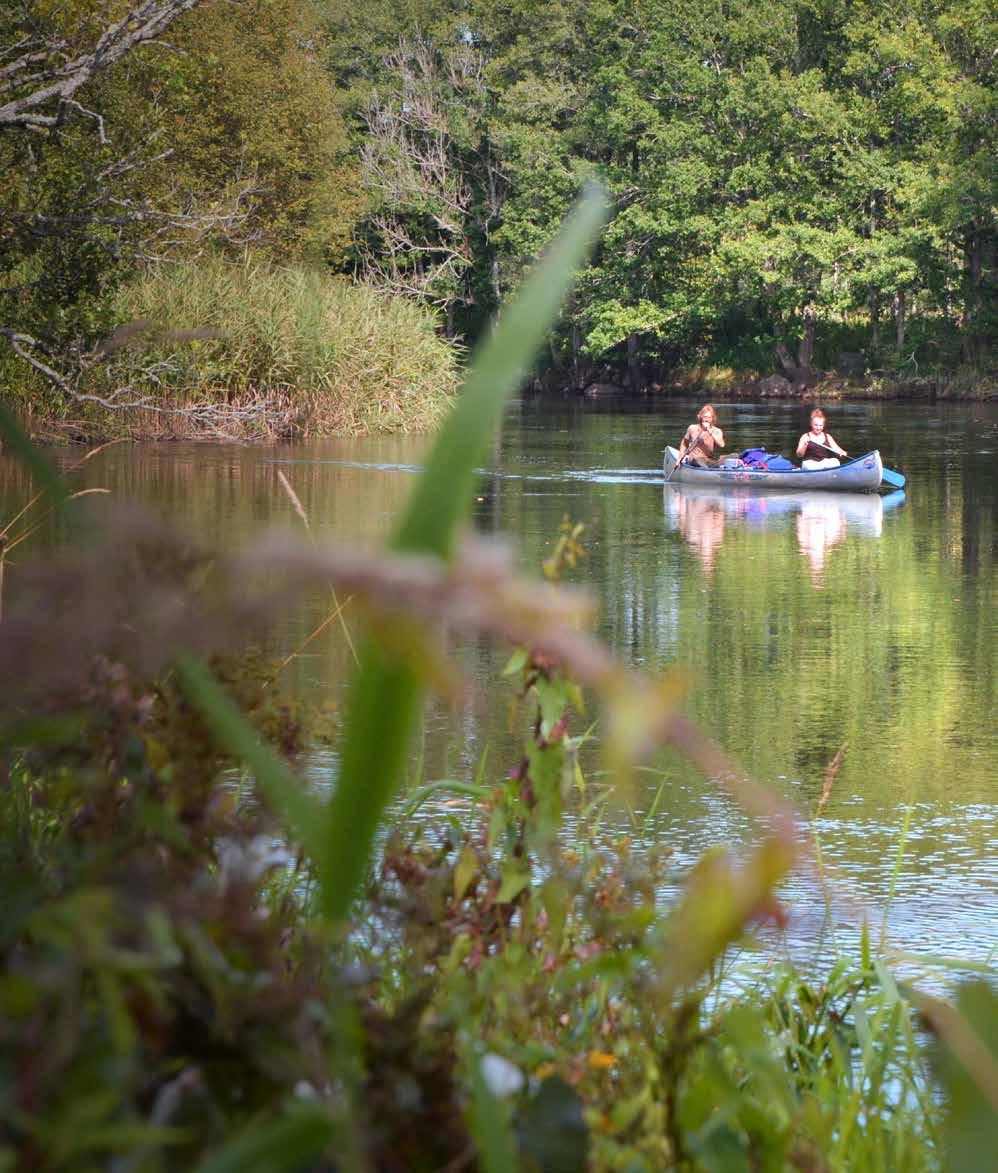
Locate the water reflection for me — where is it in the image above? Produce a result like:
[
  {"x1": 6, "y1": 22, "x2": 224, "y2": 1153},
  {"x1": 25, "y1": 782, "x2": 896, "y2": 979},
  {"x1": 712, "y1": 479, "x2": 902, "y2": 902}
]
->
[
  {"x1": 664, "y1": 485, "x2": 906, "y2": 581},
  {"x1": 669, "y1": 488, "x2": 726, "y2": 575}
]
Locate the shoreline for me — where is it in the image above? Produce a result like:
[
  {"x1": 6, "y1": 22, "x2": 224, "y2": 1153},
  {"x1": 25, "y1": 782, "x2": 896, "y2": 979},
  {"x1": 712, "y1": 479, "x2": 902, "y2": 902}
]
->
[
  {"x1": 8, "y1": 366, "x2": 995, "y2": 449},
  {"x1": 539, "y1": 366, "x2": 998, "y2": 404}
]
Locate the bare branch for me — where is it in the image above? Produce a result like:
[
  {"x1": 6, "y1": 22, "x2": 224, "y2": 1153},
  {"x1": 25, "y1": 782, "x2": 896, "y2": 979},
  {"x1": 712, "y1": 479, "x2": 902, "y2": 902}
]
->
[
  {"x1": 0, "y1": 328, "x2": 74, "y2": 392},
  {"x1": 0, "y1": 2, "x2": 202, "y2": 134}
]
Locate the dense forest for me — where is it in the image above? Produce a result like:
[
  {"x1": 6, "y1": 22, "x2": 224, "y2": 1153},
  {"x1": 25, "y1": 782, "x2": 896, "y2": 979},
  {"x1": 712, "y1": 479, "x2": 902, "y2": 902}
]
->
[{"x1": 1, "y1": 0, "x2": 995, "y2": 430}]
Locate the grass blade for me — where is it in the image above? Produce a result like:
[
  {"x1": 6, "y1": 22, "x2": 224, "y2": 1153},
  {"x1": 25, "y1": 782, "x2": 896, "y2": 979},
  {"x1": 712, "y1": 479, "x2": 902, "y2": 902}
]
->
[
  {"x1": 321, "y1": 186, "x2": 608, "y2": 923},
  {"x1": 175, "y1": 654, "x2": 328, "y2": 870},
  {"x1": 194, "y1": 1105, "x2": 336, "y2": 1173}
]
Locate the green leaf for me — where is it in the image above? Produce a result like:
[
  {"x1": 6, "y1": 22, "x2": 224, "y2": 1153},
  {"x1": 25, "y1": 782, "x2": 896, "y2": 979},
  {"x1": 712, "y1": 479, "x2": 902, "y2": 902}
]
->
[
  {"x1": 535, "y1": 677, "x2": 570, "y2": 740},
  {"x1": 195, "y1": 1105, "x2": 336, "y2": 1173},
  {"x1": 932, "y1": 982, "x2": 998, "y2": 1173},
  {"x1": 392, "y1": 184, "x2": 608, "y2": 561},
  {"x1": 497, "y1": 861, "x2": 532, "y2": 904},
  {"x1": 454, "y1": 845, "x2": 479, "y2": 901},
  {"x1": 503, "y1": 648, "x2": 529, "y2": 677},
  {"x1": 517, "y1": 1076, "x2": 588, "y2": 1173},
  {"x1": 526, "y1": 741, "x2": 564, "y2": 836},
  {"x1": 324, "y1": 187, "x2": 607, "y2": 924},
  {"x1": 174, "y1": 654, "x2": 328, "y2": 874},
  {"x1": 470, "y1": 1056, "x2": 520, "y2": 1173}
]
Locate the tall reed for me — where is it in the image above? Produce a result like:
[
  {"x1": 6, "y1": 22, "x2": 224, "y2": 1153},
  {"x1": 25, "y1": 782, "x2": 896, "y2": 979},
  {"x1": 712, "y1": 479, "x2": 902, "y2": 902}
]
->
[{"x1": 74, "y1": 256, "x2": 459, "y2": 440}]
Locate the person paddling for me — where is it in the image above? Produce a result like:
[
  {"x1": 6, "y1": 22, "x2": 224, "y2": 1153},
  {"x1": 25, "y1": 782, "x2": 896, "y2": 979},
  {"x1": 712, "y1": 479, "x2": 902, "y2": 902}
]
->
[
  {"x1": 677, "y1": 404, "x2": 724, "y2": 467},
  {"x1": 796, "y1": 408, "x2": 847, "y2": 470}
]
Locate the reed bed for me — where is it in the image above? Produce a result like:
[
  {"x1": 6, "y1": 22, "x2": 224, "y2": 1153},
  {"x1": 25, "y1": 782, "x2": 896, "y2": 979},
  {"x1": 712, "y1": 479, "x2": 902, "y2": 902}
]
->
[{"x1": 70, "y1": 257, "x2": 459, "y2": 440}]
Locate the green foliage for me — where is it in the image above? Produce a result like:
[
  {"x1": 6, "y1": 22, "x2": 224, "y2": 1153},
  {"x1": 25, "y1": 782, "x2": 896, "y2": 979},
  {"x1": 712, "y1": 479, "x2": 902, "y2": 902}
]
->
[
  {"x1": 1, "y1": 0, "x2": 360, "y2": 401},
  {"x1": 327, "y1": 0, "x2": 996, "y2": 378}
]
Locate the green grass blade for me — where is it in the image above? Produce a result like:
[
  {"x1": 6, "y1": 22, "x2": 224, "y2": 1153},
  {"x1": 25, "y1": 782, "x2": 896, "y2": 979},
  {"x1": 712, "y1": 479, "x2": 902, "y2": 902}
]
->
[
  {"x1": 175, "y1": 654, "x2": 328, "y2": 868},
  {"x1": 319, "y1": 642, "x2": 421, "y2": 923},
  {"x1": 194, "y1": 1105, "x2": 336, "y2": 1173},
  {"x1": 470, "y1": 1059, "x2": 520, "y2": 1173},
  {"x1": 321, "y1": 187, "x2": 608, "y2": 924}
]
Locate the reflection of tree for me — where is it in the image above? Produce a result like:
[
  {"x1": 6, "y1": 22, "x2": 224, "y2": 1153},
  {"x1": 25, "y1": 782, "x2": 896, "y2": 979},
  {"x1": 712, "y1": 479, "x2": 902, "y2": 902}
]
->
[
  {"x1": 676, "y1": 494, "x2": 726, "y2": 576},
  {"x1": 795, "y1": 499, "x2": 846, "y2": 585}
]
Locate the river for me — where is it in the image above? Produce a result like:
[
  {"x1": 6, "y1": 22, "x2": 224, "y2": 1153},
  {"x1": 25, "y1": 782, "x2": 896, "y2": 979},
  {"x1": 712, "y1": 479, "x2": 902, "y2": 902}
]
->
[{"x1": 2, "y1": 396, "x2": 995, "y2": 982}]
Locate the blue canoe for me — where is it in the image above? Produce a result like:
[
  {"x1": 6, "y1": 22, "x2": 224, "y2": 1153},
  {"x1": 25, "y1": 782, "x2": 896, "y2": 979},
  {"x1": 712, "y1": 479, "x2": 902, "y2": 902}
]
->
[{"x1": 663, "y1": 448, "x2": 884, "y2": 492}]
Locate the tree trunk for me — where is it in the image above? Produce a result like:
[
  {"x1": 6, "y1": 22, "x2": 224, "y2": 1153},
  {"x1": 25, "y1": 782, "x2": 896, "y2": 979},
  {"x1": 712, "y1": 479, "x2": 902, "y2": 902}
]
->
[
  {"x1": 798, "y1": 299, "x2": 817, "y2": 370},
  {"x1": 962, "y1": 222, "x2": 994, "y2": 361},
  {"x1": 774, "y1": 341, "x2": 797, "y2": 375},
  {"x1": 626, "y1": 332, "x2": 641, "y2": 392},
  {"x1": 896, "y1": 290, "x2": 906, "y2": 351},
  {"x1": 870, "y1": 292, "x2": 880, "y2": 353}
]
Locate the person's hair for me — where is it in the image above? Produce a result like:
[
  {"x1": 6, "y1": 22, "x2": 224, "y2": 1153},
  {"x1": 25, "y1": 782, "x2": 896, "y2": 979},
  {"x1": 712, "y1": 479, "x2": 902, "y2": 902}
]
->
[
  {"x1": 810, "y1": 408, "x2": 826, "y2": 423},
  {"x1": 698, "y1": 403, "x2": 716, "y2": 423}
]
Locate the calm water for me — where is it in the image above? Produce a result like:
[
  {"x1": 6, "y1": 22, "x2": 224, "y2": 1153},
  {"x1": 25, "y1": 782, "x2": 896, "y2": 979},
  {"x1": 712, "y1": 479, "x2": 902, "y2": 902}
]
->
[{"x1": 2, "y1": 397, "x2": 996, "y2": 979}]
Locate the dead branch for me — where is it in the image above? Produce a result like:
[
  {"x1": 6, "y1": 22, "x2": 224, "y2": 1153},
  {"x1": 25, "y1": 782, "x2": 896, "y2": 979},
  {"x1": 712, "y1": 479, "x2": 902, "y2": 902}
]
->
[{"x1": 0, "y1": 2, "x2": 203, "y2": 134}]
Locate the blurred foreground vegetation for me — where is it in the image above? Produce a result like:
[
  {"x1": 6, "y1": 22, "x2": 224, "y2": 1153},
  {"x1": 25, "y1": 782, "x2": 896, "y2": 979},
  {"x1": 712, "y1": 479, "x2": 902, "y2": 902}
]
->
[{"x1": 1, "y1": 192, "x2": 995, "y2": 1171}]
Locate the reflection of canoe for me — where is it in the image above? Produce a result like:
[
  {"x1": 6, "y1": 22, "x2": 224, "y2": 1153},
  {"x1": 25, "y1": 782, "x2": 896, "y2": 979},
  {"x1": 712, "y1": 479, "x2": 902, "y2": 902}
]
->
[
  {"x1": 663, "y1": 484, "x2": 906, "y2": 536},
  {"x1": 663, "y1": 447, "x2": 884, "y2": 491}
]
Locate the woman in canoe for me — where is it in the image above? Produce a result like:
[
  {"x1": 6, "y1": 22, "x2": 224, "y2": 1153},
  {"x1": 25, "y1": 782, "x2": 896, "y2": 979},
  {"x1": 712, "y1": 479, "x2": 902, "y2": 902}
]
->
[
  {"x1": 797, "y1": 408, "x2": 847, "y2": 469},
  {"x1": 677, "y1": 404, "x2": 725, "y2": 467}
]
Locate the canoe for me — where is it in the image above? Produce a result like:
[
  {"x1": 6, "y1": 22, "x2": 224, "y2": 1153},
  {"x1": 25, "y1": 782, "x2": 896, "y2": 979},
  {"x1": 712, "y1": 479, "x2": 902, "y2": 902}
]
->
[{"x1": 663, "y1": 447, "x2": 884, "y2": 492}]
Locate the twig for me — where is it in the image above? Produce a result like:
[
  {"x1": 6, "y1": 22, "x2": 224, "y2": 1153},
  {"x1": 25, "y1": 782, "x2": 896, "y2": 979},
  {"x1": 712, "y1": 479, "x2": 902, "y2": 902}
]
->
[{"x1": 817, "y1": 742, "x2": 847, "y2": 813}]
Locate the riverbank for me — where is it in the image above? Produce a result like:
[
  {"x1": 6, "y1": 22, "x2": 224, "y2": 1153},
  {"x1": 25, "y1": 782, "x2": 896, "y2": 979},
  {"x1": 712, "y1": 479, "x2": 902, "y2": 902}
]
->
[
  {"x1": 669, "y1": 365, "x2": 998, "y2": 403},
  {"x1": 538, "y1": 364, "x2": 998, "y2": 403},
  {"x1": 5, "y1": 259, "x2": 460, "y2": 444}
]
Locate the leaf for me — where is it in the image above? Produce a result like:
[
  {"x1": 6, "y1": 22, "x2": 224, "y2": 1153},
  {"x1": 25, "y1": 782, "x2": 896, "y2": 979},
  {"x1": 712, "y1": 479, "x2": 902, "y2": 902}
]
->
[
  {"x1": 454, "y1": 845, "x2": 479, "y2": 901},
  {"x1": 497, "y1": 862, "x2": 532, "y2": 905},
  {"x1": 503, "y1": 647, "x2": 529, "y2": 677},
  {"x1": 174, "y1": 655, "x2": 328, "y2": 871},
  {"x1": 0, "y1": 402, "x2": 67, "y2": 511},
  {"x1": 540, "y1": 877, "x2": 570, "y2": 952},
  {"x1": 517, "y1": 1076, "x2": 588, "y2": 1173},
  {"x1": 392, "y1": 186, "x2": 608, "y2": 561},
  {"x1": 928, "y1": 981, "x2": 998, "y2": 1173},
  {"x1": 470, "y1": 1056, "x2": 520, "y2": 1173},
  {"x1": 535, "y1": 676, "x2": 570, "y2": 740},
  {"x1": 526, "y1": 741, "x2": 564, "y2": 837},
  {"x1": 323, "y1": 186, "x2": 607, "y2": 925},
  {"x1": 194, "y1": 1105, "x2": 336, "y2": 1173}
]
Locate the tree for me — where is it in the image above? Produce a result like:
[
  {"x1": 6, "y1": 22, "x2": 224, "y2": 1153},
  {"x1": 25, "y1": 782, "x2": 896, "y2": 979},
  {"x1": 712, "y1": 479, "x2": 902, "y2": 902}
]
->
[
  {"x1": 0, "y1": 0, "x2": 200, "y2": 133},
  {"x1": 1, "y1": 0, "x2": 357, "y2": 400}
]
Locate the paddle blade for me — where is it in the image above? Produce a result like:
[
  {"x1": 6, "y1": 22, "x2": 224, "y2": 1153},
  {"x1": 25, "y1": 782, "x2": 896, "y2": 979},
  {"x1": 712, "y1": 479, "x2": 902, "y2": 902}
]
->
[{"x1": 882, "y1": 466, "x2": 906, "y2": 489}]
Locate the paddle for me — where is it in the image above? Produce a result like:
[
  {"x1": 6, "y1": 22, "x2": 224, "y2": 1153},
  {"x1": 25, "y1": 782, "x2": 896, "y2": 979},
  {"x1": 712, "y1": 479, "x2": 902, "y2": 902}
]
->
[
  {"x1": 666, "y1": 423, "x2": 704, "y2": 481},
  {"x1": 805, "y1": 437, "x2": 905, "y2": 489}
]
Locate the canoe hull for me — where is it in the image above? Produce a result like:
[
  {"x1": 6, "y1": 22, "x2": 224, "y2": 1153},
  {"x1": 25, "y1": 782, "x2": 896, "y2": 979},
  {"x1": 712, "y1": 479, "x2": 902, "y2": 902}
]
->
[{"x1": 663, "y1": 449, "x2": 884, "y2": 492}]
